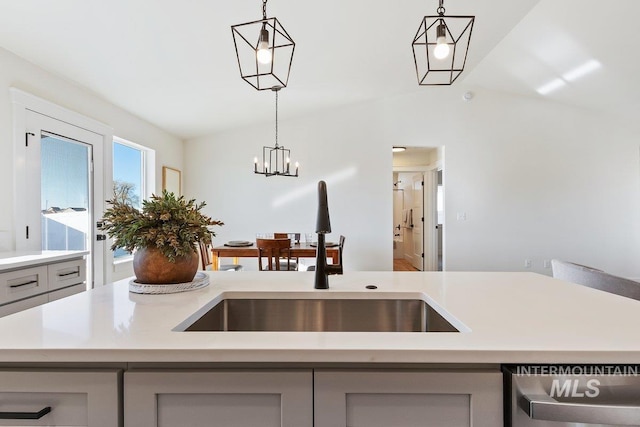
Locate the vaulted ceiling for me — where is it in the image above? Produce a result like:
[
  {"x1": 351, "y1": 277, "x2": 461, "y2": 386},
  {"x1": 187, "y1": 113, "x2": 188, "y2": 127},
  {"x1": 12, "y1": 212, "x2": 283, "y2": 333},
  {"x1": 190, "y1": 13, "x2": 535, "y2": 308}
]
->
[{"x1": 0, "y1": 1, "x2": 635, "y2": 139}]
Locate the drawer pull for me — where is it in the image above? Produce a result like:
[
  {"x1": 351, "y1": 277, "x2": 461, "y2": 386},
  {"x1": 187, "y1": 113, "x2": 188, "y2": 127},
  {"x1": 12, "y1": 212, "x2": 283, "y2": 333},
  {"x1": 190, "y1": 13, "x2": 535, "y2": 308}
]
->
[
  {"x1": 0, "y1": 406, "x2": 51, "y2": 419},
  {"x1": 9, "y1": 279, "x2": 38, "y2": 288},
  {"x1": 58, "y1": 269, "x2": 80, "y2": 277}
]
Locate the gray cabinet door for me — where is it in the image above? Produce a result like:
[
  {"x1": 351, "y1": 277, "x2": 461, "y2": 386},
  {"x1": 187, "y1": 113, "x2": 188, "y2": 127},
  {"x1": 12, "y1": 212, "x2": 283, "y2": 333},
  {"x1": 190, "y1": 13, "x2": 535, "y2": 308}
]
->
[
  {"x1": 124, "y1": 370, "x2": 312, "y2": 427},
  {"x1": 0, "y1": 370, "x2": 120, "y2": 427},
  {"x1": 314, "y1": 370, "x2": 502, "y2": 427}
]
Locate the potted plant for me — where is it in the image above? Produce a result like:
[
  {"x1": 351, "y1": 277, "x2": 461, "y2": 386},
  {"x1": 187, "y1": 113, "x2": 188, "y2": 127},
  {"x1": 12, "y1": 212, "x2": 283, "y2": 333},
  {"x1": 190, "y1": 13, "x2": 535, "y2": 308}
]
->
[{"x1": 101, "y1": 190, "x2": 223, "y2": 284}]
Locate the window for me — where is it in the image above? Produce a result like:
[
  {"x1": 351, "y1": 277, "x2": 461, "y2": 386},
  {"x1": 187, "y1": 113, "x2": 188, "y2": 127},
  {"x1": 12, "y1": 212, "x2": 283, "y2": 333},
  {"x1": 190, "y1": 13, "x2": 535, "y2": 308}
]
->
[{"x1": 112, "y1": 137, "x2": 154, "y2": 259}]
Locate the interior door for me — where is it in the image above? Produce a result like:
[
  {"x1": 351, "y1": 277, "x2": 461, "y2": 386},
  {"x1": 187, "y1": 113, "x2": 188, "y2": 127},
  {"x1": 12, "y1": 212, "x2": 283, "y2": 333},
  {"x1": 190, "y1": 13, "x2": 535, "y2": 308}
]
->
[
  {"x1": 411, "y1": 174, "x2": 424, "y2": 271},
  {"x1": 25, "y1": 110, "x2": 105, "y2": 288}
]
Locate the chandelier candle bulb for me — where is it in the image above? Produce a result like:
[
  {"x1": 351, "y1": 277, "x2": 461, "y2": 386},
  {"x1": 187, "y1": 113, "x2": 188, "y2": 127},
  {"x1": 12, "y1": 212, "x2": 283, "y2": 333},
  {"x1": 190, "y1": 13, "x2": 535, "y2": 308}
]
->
[
  {"x1": 254, "y1": 157, "x2": 258, "y2": 172},
  {"x1": 295, "y1": 162, "x2": 299, "y2": 175}
]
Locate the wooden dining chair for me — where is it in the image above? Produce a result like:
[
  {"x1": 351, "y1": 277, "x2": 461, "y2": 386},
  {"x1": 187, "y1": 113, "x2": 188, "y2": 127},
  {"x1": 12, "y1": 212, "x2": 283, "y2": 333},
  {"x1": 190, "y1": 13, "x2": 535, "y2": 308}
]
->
[
  {"x1": 256, "y1": 238, "x2": 295, "y2": 271},
  {"x1": 197, "y1": 240, "x2": 243, "y2": 272},
  {"x1": 307, "y1": 235, "x2": 345, "y2": 272},
  {"x1": 274, "y1": 233, "x2": 300, "y2": 243},
  {"x1": 274, "y1": 233, "x2": 299, "y2": 270}
]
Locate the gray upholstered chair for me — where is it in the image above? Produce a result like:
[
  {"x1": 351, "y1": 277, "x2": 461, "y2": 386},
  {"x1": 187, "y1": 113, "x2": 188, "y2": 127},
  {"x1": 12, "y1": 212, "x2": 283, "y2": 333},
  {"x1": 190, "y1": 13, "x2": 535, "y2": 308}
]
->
[{"x1": 551, "y1": 259, "x2": 640, "y2": 301}]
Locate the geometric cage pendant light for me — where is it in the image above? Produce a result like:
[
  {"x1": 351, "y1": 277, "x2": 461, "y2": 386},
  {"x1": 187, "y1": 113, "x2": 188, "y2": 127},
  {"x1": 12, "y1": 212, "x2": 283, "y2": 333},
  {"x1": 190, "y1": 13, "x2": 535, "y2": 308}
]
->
[
  {"x1": 231, "y1": 0, "x2": 296, "y2": 91},
  {"x1": 412, "y1": 0, "x2": 475, "y2": 85}
]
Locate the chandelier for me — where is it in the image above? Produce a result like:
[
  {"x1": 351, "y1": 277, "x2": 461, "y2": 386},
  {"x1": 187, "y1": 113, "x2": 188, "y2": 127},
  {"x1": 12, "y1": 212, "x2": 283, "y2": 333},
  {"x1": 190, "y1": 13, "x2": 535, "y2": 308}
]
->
[
  {"x1": 231, "y1": 0, "x2": 296, "y2": 91},
  {"x1": 412, "y1": 0, "x2": 475, "y2": 85},
  {"x1": 254, "y1": 86, "x2": 299, "y2": 177}
]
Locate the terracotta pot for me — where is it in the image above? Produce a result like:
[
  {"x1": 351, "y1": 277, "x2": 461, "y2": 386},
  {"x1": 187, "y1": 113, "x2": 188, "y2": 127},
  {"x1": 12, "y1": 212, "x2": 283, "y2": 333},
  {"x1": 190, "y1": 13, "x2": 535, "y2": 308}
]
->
[{"x1": 133, "y1": 246, "x2": 199, "y2": 284}]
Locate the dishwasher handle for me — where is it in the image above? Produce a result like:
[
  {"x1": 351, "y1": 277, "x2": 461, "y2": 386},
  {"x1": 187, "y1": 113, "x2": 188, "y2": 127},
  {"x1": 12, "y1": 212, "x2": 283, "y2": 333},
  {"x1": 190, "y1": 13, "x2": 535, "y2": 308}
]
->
[{"x1": 520, "y1": 393, "x2": 640, "y2": 425}]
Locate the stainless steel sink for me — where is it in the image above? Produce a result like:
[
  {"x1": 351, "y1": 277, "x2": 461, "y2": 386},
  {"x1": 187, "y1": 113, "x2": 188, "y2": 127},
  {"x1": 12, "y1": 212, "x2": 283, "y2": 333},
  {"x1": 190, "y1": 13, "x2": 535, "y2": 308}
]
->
[{"x1": 181, "y1": 298, "x2": 459, "y2": 332}]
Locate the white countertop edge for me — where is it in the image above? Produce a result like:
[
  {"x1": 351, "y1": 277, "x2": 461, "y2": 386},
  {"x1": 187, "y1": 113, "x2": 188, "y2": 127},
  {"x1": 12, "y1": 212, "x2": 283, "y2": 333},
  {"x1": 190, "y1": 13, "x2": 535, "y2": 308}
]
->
[
  {"x1": 1, "y1": 349, "x2": 639, "y2": 365},
  {"x1": 0, "y1": 250, "x2": 88, "y2": 271}
]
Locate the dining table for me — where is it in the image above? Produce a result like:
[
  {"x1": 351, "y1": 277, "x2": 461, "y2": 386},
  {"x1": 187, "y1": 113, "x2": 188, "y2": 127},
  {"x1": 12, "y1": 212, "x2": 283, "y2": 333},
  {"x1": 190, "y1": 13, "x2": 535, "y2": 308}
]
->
[{"x1": 211, "y1": 241, "x2": 340, "y2": 271}]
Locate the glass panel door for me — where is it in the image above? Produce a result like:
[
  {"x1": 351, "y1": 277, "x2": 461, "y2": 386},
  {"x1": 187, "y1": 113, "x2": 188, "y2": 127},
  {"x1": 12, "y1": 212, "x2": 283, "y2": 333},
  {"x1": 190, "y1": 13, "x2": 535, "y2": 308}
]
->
[
  {"x1": 25, "y1": 110, "x2": 105, "y2": 288},
  {"x1": 41, "y1": 132, "x2": 91, "y2": 253}
]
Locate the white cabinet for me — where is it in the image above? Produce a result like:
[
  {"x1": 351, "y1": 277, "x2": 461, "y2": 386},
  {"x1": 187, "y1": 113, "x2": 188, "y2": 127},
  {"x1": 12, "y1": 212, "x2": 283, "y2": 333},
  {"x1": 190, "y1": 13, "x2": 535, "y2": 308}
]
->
[
  {"x1": 124, "y1": 368, "x2": 502, "y2": 427},
  {"x1": 124, "y1": 370, "x2": 313, "y2": 427},
  {"x1": 0, "y1": 265, "x2": 48, "y2": 306},
  {"x1": 314, "y1": 370, "x2": 503, "y2": 427},
  {"x1": 47, "y1": 258, "x2": 86, "y2": 292},
  {"x1": 0, "y1": 370, "x2": 120, "y2": 427},
  {"x1": 0, "y1": 257, "x2": 85, "y2": 317}
]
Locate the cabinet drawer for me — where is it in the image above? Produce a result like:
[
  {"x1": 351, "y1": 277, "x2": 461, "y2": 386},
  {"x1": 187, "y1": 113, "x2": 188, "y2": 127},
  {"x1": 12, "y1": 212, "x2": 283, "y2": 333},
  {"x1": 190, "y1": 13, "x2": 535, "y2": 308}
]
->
[
  {"x1": 0, "y1": 370, "x2": 120, "y2": 427},
  {"x1": 0, "y1": 266, "x2": 48, "y2": 305},
  {"x1": 0, "y1": 294, "x2": 48, "y2": 318},
  {"x1": 48, "y1": 283, "x2": 85, "y2": 302},
  {"x1": 47, "y1": 259, "x2": 86, "y2": 292}
]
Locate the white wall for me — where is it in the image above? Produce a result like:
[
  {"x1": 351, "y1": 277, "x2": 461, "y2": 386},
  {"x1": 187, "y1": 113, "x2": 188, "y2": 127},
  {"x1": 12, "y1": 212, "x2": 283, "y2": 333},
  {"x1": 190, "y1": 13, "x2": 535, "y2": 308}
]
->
[
  {"x1": 184, "y1": 86, "x2": 640, "y2": 278},
  {"x1": 185, "y1": 100, "x2": 389, "y2": 271},
  {"x1": 0, "y1": 47, "x2": 183, "y2": 278}
]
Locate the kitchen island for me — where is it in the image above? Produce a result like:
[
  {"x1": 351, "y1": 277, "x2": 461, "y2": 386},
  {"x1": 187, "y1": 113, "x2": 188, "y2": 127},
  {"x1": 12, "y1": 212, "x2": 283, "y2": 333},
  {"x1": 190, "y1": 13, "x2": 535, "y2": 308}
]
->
[
  {"x1": 0, "y1": 270, "x2": 638, "y2": 364},
  {"x1": 0, "y1": 271, "x2": 637, "y2": 426}
]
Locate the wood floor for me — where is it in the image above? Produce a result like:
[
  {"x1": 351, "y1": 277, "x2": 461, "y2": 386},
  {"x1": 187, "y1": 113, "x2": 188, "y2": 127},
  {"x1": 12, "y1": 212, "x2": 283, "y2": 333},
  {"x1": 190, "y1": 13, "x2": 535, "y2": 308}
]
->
[{"x1": 393, "y1": 259, "x2": 419, "y2": 271}]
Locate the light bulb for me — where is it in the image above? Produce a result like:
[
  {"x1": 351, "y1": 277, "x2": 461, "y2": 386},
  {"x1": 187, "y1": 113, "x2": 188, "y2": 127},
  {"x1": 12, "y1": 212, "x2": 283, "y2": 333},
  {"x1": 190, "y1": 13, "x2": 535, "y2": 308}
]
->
[
  {"x1": 434, "y1": 36, "x2": 450, "y2": 59},
  {"x1": 433, "y1": 22, "x2": 450, "y2": 60},
  {"x1": 256, "y1": 28, "x2": 271, "y2": 64}
]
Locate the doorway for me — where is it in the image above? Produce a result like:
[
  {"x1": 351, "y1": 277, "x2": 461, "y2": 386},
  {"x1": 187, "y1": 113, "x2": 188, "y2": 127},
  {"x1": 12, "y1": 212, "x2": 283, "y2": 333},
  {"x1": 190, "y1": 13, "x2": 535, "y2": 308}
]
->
[
  {"x1": 392, "y1": 146, "x2": 444, "y2": 272},
  {"x1": 12, "y1": 89, "x2": 112, "y2": 288},
  {"x1": 25, "y1": 111, "x2": 105, "y2": 288}
]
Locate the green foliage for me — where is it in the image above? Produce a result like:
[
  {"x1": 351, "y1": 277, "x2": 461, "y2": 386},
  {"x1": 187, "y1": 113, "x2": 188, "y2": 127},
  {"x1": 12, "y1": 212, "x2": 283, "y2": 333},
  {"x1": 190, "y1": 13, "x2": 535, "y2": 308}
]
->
[{"x1": 101, "y1": 190, "x2": 223, "y2": 262}]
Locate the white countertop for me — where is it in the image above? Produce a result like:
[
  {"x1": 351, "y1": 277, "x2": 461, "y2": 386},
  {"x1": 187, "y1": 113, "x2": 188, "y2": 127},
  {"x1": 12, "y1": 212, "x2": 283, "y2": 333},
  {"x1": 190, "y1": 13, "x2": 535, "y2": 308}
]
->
[
  {"x1": 0, "y1": 271, "x2": 638, "y2": 364},
  {"x1": 0, "y1": 250, "x2": 88, "y2": 271}
]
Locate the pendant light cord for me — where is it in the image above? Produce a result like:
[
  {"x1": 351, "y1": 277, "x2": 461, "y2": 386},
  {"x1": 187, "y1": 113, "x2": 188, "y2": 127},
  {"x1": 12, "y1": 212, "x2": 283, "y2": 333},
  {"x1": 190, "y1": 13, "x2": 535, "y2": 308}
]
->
[
  {"x1": 437, "y1": 0, "x2": 445, "y2": 15},
  {"x1": 262, "y1": 0, "x2": 267, "y2": 19}
]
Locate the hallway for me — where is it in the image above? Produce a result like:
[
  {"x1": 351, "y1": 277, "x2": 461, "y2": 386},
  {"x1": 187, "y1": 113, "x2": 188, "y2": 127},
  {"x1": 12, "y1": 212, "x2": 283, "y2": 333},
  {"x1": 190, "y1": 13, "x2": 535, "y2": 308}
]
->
[{"x1": 393, "y1": 259, "x2": 418, "y2": 271}]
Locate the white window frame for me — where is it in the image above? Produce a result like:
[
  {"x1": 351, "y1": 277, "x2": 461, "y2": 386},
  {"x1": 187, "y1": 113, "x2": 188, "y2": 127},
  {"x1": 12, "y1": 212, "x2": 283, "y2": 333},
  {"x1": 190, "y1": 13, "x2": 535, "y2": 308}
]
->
[{"x1": 110, "y1": 136, "x2": 155, "y2": 278}]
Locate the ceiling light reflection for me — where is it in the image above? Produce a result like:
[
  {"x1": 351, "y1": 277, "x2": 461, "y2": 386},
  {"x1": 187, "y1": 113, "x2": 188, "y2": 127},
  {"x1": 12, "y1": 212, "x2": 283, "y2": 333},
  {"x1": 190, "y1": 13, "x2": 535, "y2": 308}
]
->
[
  {"x1": 562, "y1": 59, "x2": 601, "y2": 82},
  {"x1": 536, "y1": 78, "x2": 566, "y2": 95},
  {"x1": 537, "y1": 59, "x2": 602, "y2": 96}
]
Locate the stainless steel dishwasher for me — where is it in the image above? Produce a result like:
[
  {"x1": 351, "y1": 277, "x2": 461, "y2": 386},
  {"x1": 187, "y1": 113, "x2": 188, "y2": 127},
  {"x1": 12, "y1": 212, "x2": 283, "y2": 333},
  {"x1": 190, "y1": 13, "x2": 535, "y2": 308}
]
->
[{"x1": 504, "y1": 365, "x2": 640, "y2": 426}]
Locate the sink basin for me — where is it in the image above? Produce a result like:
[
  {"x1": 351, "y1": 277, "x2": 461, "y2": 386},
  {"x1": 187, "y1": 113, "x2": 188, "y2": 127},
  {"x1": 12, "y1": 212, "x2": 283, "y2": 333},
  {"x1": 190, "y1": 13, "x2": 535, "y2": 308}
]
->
[{"x1": 179, "y1": 298, "x2": 459, "y2": 332}]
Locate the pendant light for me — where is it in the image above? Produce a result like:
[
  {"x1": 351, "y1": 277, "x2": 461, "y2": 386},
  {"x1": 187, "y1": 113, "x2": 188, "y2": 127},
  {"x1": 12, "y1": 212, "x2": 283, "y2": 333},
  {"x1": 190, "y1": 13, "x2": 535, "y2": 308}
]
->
[
  {"x1": 253, "y1": 86, "x2": 299, "y2": 177},
  {"x1": 231, "y1": 0, "x2": 296, "y2": 91},
  {"x1": 412, "y1": 0, "x2": 475, "y2": 85}
]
